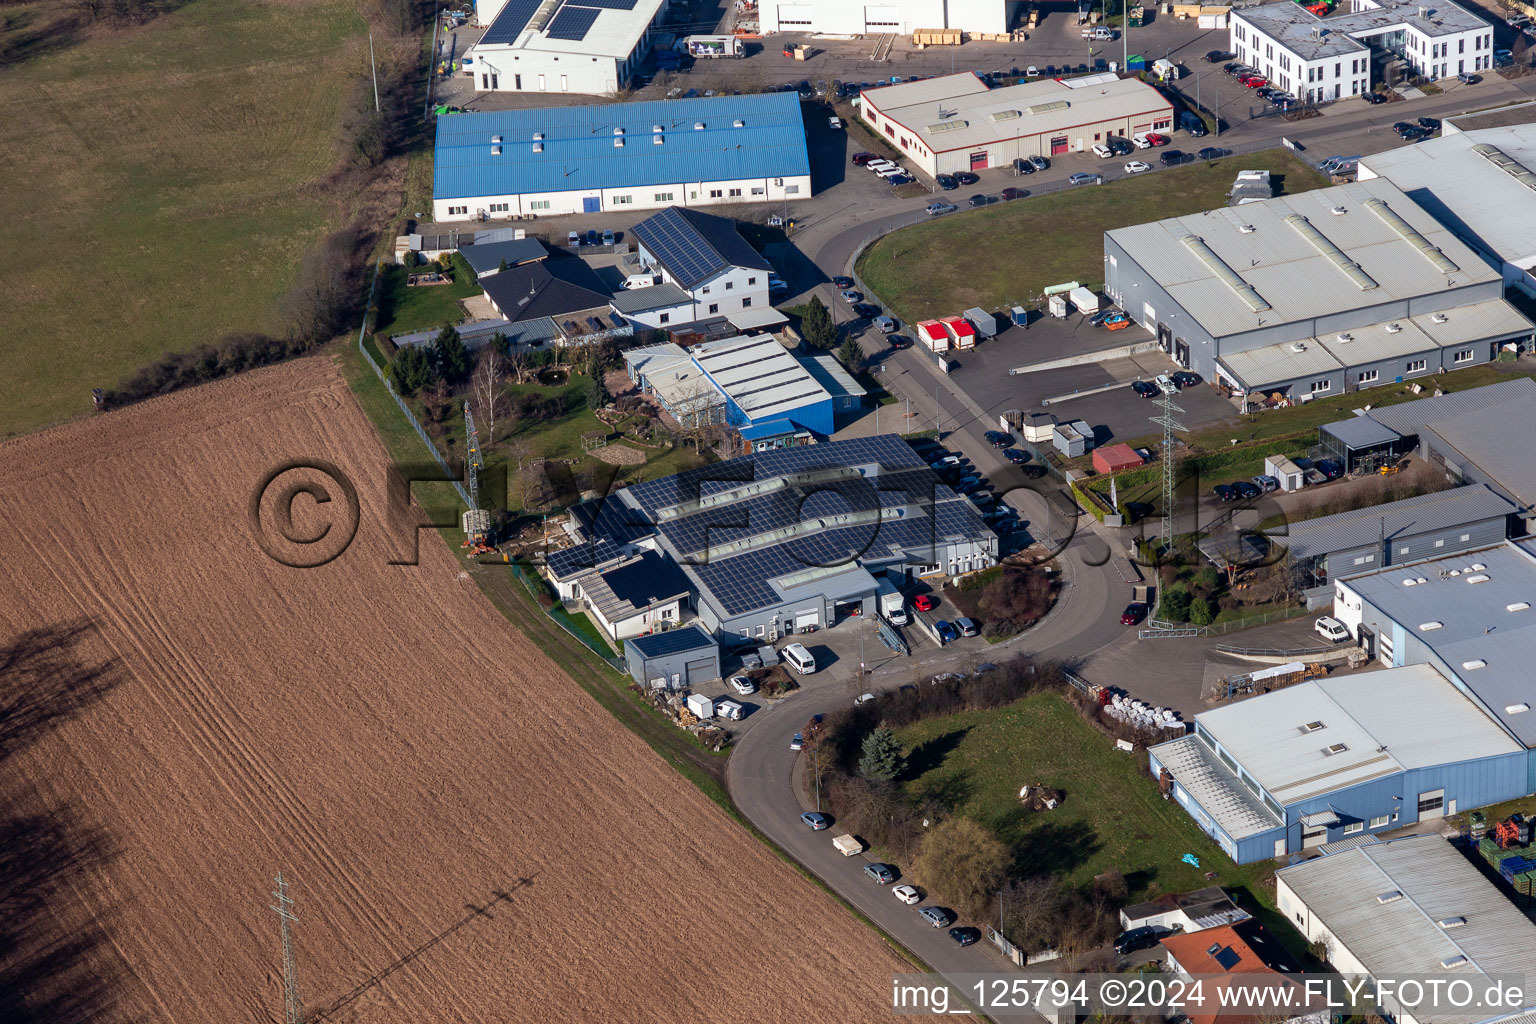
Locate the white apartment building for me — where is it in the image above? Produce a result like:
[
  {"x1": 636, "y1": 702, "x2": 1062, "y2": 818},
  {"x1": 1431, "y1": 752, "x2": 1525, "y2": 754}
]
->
[
  {"x1": 761, "y1": 0, "x2": 1007, "y2": 35},
  {"x1": 1231, "y1": 0, "x2": 1492, "y2": 103}
]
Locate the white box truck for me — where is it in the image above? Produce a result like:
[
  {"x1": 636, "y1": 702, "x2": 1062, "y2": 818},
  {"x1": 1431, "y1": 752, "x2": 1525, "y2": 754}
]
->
[
  {"x1": 684, "y1": 35, "x2": 745, "y2": 58},
  {"x1": 876, "y1": 575, "x2": 908, "y2": 625},
  {"x1": 685, "y1": 693, "x2": 715, "y2": 719},
  {"x1": 833, "y1": 834, "x2": 863, "y2": 856}
]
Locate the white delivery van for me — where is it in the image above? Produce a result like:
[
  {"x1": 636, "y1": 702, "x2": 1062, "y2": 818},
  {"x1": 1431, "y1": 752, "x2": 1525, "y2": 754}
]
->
[
  {"x1": 781, "y1": 642, "x2": 817, "y2": 674},
  {"x1": 715, "y1": 699, "x2": 744, "y2": 720}
]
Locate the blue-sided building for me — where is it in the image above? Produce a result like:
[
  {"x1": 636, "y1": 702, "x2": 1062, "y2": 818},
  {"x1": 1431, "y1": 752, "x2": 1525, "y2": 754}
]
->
[
  {"x1": 432, "y1": 93, "x2": 811, "y2": 222},
  {"x1": 1149, "y1": 663, "x2": 1526, "y2": 864}
]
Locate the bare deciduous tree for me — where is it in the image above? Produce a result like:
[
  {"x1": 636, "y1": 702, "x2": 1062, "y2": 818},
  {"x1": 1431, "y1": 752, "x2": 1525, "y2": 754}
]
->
[
  {"x1": 508, "y1": 438, "x2": 537, "y2": 512},
  {"x1": 506, "y1": 345, "x2": 539, "y2": 385},
  {"x1": 472, "y1": 349, "x2": 504, "y2": 445}
]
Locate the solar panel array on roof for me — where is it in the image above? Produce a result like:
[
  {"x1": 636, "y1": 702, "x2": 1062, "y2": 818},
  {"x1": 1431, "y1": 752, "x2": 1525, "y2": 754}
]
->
[
  {"x1": 637, "y1": 207, "x2": 723, "y2": 288},
  {"x1": 574, "y1": 0, "x2": 637, "y2": 8},
  {"x1": 483, "y1": 0, "x2": 541, "y2": 43},
  {"x1": 628, "y1": 625, "x2": 716, "y2": 658},
  {"x1": 546, "y1": 4, "x2": 600, "y2": 39}
]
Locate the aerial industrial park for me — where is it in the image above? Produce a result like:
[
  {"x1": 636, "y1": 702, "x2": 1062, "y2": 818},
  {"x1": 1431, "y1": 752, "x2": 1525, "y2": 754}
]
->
[{"x1": 14, "y1": 0, "x2": 1536, "y2": 1019}]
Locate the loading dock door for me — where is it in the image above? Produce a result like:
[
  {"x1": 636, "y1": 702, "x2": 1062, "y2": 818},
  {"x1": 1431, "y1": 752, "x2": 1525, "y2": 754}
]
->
[
  {"x1": 969, "y1": 151, "x2": 989, "y2": 170},
  {"x1": 583, "y1": 196, "x2": 601, "y2": 213},
  {"x1": 794, "y1": 608, "x2": 821, "y2": 631},
  {"x1": 1302, "y1": 823, "x2": 1328, "y2": 848},
  {"x1": 684, "y1": 658, "x2": 715, "y2": 685},
  {"x1": 1051, "y1": 136, "x2": 1068, "y2": 155},
  {"x1": 1418, "y1": 789, "x2": 1446, "y2": 820}
]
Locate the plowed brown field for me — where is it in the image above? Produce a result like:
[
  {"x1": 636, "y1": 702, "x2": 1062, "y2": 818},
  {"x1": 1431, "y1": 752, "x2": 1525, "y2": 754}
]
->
[{"x1": 0, "y1": 358, "x2": 903, "y2": 1023}]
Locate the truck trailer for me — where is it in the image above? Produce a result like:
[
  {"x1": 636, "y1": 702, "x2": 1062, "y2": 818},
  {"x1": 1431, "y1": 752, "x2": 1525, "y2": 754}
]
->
[
  {"x1": 833, "y1": 834, "x2": 863, "y2": 856},
  {"x1": 684, "y1": 35, "x2": 745, "y2": 58},
  {"x1": 963, "y1": 307, "x2": 999, "y2": 339}
]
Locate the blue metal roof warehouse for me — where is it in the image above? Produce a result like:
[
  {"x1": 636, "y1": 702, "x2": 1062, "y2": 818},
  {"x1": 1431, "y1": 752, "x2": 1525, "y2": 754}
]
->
[{"x1": 431, "y1": 93, "x2": 811, "y2": 221}]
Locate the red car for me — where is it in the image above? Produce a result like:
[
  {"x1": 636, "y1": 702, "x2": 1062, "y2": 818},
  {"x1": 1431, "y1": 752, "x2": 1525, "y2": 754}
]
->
[
  {"x1": 1120, "y1": 602, "x2": 1147, "y2": 626},
  {"x1": 1244, "y1": 76, "x2": 1268, "y2": 88},
  {"x1": 1144, "y1": 132, "x2": 1169, "y2": 147},
  {"x1": 852, "y1": 152, "x2": 878, "y2": 165},
  {"x1": 914, "y1": 594, "x2": 938, "y2": 612}
]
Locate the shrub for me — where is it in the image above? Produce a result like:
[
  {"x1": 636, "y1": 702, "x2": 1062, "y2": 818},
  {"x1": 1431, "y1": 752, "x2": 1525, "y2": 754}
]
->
[
  {"x1": 913, "y1": 817, "x2": 1010, "y2": 919},
  {"x1": 976, "y1": 568, "x2": 1055, "y2": 635},
  {"x1": 1160, "y1": 585, "x2": 1192, "y2": 623},
  {"x1": 1189, "y1": 596, "x2": 1216, "y2": 627}
]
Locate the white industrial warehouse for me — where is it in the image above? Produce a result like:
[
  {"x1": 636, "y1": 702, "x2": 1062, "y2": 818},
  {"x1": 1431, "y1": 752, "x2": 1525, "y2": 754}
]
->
[
  {"x1": 1231, "y1": 0, "x2": 1492, "y2": 102},
  {"x1": 468, "y1": 0, "x2": 666, "y2": 95},
  {"x1": 431, "y1": 92, "x2": 810, "y2": 222},
  {"x1": 857, "y1": 72, "x2": 1174, "y2": 177},
  {"x1": 759, "y1": 0, "x2": 1009, "y2": 35}
]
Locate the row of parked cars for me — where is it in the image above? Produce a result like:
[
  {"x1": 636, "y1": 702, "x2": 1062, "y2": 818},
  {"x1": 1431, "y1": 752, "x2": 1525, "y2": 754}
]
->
[
  {"x1": 1210, "y1": 459, "x2": 1342, "y2": 503},
  {"x1": 1129, "y1": 370, "x2": 1201, "y2": 398}
]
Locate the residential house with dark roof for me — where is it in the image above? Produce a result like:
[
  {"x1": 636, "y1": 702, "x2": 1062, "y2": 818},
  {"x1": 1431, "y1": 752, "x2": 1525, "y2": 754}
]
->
[
  {"x1": 457, "y1": 236, "x2": 549, "y2": 278},
  {"x1": 631, "y1": 207, "x2": 773, "y2": 323},
  {"x1": 564, "y1": 549, "x2": 692, "y2": 642}
]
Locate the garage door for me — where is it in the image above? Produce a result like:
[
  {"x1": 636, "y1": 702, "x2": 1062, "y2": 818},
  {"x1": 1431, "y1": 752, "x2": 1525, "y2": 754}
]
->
[
  {"x1": 1050, "y1": 136, "x2": 1068, "y2": 155},
  {"x1": 685, "y1": 658, "x2": 716, "y2": 685},
  {"x1": 794, "y1": 608, "x2": 820, "y2": 630},
  {"x1": 775, "y1": 3, "x2": 814, "y2": 27},
  {"x1": 864, "y1": 4, "x2": 901, "y2": 29},
  {"x1": 1417, "y1": 789, "x2": 1446, "y2": 820},
  {"x1": 969, "y1": 151, "x2": 989, "y2": 170}
]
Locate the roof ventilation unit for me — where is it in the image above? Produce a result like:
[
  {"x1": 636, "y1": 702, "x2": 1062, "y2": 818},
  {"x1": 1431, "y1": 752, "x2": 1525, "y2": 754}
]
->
[
  {"x1": 1432, "y1": 312, "x2": 1449, "y2": 323},
  {"x1": 532, "y1": 142, "x2": 544, "y2": 153},
  {"x1": 1386, "y1": 323, "x2": 1403, "y2": 333},
  {"x1": 1239, "y1": 224, "x2": 1256, "y2": 233},
  {"x1": 614, "y1": 137, "x2": 624, "y2": 147},
  {"x1": 1438, "y1": 916, "x2": 1466, "y2": 929},
  {"x1": 1509, "y1": 602, "x2": 1530, "y2": 612},
  {"x1": 1467, "y1": 573, "x2": 1491, "y2": 584},
  {"x1": 1463, "y1": 659, "x2": 1488, "y2": 670},
  {"x1": 1290, "y1": 342, "x2": 1307, "y2": 352},
  {"x1": 1336, "y1": 333, "x2": 1353, "y2": 343},
  {"x1": 1419, "y1": 621, "x2": 1443, "y2": 631},
  {"x1": 1442, "y1": 956, "x2": 1468, "y2": 969},
  {"x1": 1472, "y1": 563, "x2": 1487, "y2": 570},
  {"x1": 1509, "y1": 703, "x2": 1532, "y2": 714},
  {"x1": 1331, "y1": 205, "x2": 1348, "y2": 215},
  {"x1": 733, "y1": 119, "x2": 745, "y2": 127},
  {"x1": 653, "y1": 135, "x2": 663, "y2": 145},
  {"x1": 1322, "y1": 742, "x2": 1349, "y2": 755},
  {"x1": 1449, "y1": 569, "x2": 1462, "y2": 576},
  {"x1": 694, "y1": 121, "x2": 706, "y2": 130},
  {"x1": 1378, "y1": 891, "x2": 1404, "y2": 904},
  {"x1": 1300, "y1": 721, "x2": 1326, "y2": 733},
  {"x1": 1417, "y1": 577, "x2": 1427, "y2": 584},
  {"x1": 614, "y1": 127, "x2": 625, "y2": 135},
  {"x1": 533, "y1": 131, "x2": 545, "y2": 141},
  {"x1": 492, "y1": 134, "x2": 503, "y2": 144},
  {"x1": 491, "y1": 143, "x2": 502, "y2": 155},
  {"x1": 1402, "y1": 578, "x2": 1419, "y2": 586}
]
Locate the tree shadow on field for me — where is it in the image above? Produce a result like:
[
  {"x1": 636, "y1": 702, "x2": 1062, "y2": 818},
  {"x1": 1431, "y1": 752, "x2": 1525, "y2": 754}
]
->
[
  {"x1": 901, "y1": 726, "x2": 971, "y2": 781},
  {"x1": 308, "y1": 875, "x2": 540, "y2": 1022},
  {"x1": 0, "y1": 620, "x2": 126, "y2": 1023},
  {"x1": 1012, "y1": 820, "x2": 1102, "y2": 879}
]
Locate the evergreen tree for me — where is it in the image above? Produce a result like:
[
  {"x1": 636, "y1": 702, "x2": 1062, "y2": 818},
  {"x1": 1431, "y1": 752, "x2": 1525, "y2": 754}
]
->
[
  {"x1": 391, "y1": 346, "x2": 436, "y2": 397},
  {"x1": 801, "y1": 295, "x2": 837, "y2": 351},
  {"x1": 838, "y1": 335, "x2": 862, "y2": 371},
  {"x1": 433, "y1": 325, "x2": 470, "y2": 384},
  {"x1": 859, "y1": 725, "x2": 907, "y2": 782}
]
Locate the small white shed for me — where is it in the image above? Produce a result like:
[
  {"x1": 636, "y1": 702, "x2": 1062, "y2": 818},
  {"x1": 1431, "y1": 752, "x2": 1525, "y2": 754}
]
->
[{"x1": 1265, "y1": 455, "x2": 1306, "y2": 492}]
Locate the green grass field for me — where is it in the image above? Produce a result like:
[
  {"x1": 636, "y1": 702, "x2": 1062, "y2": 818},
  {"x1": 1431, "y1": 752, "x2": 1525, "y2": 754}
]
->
[
  {"x1": 0, "y1": 0, "x2": 365, "y2": 437},
  {"x1": 895, "y1": 694, "x2": 1270, "y2": 899},
  {"x1": 374, "y1": 255, "x2": 484, "y2": 338},
  {"x1": 856, "y1": 151, "x2": 1329, "y2": 325}
]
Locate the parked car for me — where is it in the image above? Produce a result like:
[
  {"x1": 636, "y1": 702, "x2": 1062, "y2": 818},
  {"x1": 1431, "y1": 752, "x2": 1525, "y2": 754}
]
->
[
  {"x1": 1171, "y1": 370, "x2": 1202, "y2": 388},
  {"x1": 1124, "y1": 159, "x2": 1151, "y2": 174},
  {"x1": 1012, "y1": 157, "x2": 1035, "y2": 175},
  {"x1": 968, "y1": 193, "x2": 994, "y2": 207},
  {"x1": 888, "y1": 333, "x2": 911, "y2": 348},
  {"x1": 729, "y1": 675, "x2": 756, "y2": 695},
  {"x1": 926, "y1": 201, "x2": 958, "y2": 215},
  {"x1": 1244, "y1": 75, "x2": 1269, "y2": 88},
  {"x1": 1000, "y1": 186, "x2": 1027, "y2": 200},
  {"x1": 854, "y1": 692, "x2": 877, "y2": 706},
  {"x1": 1069, "y1": 172, "x2": 1102, "y2": 186},
  {"x1": 929, "y1": 454, "x2": 961, "y2": 468},
  {"x1": 1251, "y1": 475, "x2": 1279, "y2": 493},
  {"x1": 1000, "y1": 448, "x2": 1028, "y2": 465},
  {"x1": 956, "y1": 617, "x2": 980, "y2": 638},
  {"x1": 790, "y1": 732, "x2": 804, "y2": 751},
  {"x1": 984, "y1": 429, "x2": 1013, "y2": 448},
  {"x1": 936, "y1": 173, "x2": 958, "y2": 190},
  {"x1": 935, "y1": 620, "x2": 960, "y2": 644},
  {"x1": 768, "y1": 275, "x2": 788, "y2": 294},
  {"x1": 801, "y1": 811, "x2": 831, "y2": 830},
  {"x1": 955, "y1": 171, "x2": 979, "y2": 185},
  {"x1": 949, "y1": 927, "x2": 980, "y2": 946},
  {"x1": 1269, "y1": 92, "x2": 1296, "y2": 107},
  {"x1": 1316, "y1": 459, "x2": 1344, "y2": 480},
  {"x1": 852, "y1": 302, "x2": 880, "y2": 318},
  {"x1": 1155, "y1": 374, "x2": 1179, "y2": 395},
  {"x1": 1089, "y1": 308, "x2": 1116, "y2": 326},
  {"x1": 1255, "y1": 85, "x2": 1275, "y2": 99},
  {"x1": 1131, "y1": 380, "x2": 1159, "y2": 398},
  {"x1": 1212, "y1": 483, "x2": 1239, "y2": 502},
  {"x1": 1132, "y1": 133, "x2": 1154, "y2": 149},
  {"x1": 567, "y1": 230, "x2": 580, "y2": 246},
  {"x1": 1197, "y1": 146, "x2": 1231, "y2": 160},
  {"x1": 1224, "y1": 62, "x2": 1248, "y2": 75},
  {"x1": 1418, "y1": 116, "x2": 1441, "y2": 132},
  {"x1": 1458, "y1": 72, "x2": 1481, "y2": 84},
  {"x1": 886, "y1": 173, "x2": 914, "y2": 185},
  {"x1": 913, "y1": 593, "x2": 938, "y2": 612},
  {"x1": 893, "y1": 884, "x2": 921, "y2": 904},
  {"x1": 1121, "y1": 602, "x2": 1147, "y2": 626},
  {"x1": 1233, "y1": 480, "x2": 1262, "y2": 500},
  {"x1": 828, "y1": 116, "x2": 843, "y2": 129},
  {"x1": 1315, "y1": 616, "x2": 1351, "y2": 644},
  {"x1": 1160, "y1": 149, "x2": 1186, "y2": 166},
  {"x1": 1115, "y1": 926, "x2": 1159, "y2": 956},
  {"x1": 852, "y1": 151, "x2": 878, "y2": 165},
  {"x1": 1091, "y1": 142, "x2": 1114, "y2": 159},
  {"x1": 874, "y1": 315, "x2": 897, "y2": 333},
  {"x1": 602, "y1": 228, "x2": 615, "y2": 246},
  {"x1": 1108, "y1": 137, "x2": 1134, "y2": 156},
  {"x1": 1392, "y1": 120, "x2": 1418, "y2": 136},
  {"x1": 1029, "y1": 154, "x2": 1049, "y2": 171},
  {"x1": 920, "y1": 907, "x2": 955, "y2": 928},
  {"x1": 1362, "y1": 90, "x2": 1387, "y2": 103},
  {"x1": 839, "y1": 288, "x2": 862, "y2": 303},
  {"x1": 864, "y1": 863, "x2": 897, "y2": 884},
  {"x1": 831, "y1": 275, "x2": 854, "y2": 289},
  {"x1": 1144, "y1": 132, "x2": 1169, "y2": 146}
]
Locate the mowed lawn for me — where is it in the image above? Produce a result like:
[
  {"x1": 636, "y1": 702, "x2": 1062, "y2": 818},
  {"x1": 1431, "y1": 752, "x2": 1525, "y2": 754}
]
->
[
  {"x1": 857, "y1": 151, "x2": 1328, "y2": 325},
  {"x1": 0, "y1": 0, "x2": 365, "y2": 437},
  {"x1": 895, "y1": 694, "x2": 1270, "y2": 900}
]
